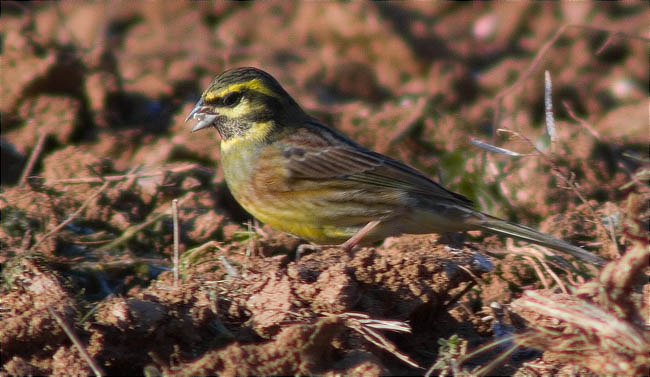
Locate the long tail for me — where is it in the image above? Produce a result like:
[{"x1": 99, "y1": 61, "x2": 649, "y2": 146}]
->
[{"x1": 469, "y1": 214, "x2": 605, "y2": 265}]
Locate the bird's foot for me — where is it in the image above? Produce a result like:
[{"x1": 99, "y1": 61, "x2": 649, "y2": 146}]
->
[
  {"x1": 438, "y1": 232, "x2": 467, "y2": 251},
  {"x1": 295, "y1": 243, "x2": 322, "y2": 260}
]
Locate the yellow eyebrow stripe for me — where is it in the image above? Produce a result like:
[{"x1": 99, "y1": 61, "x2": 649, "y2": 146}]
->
[{"x1": 205, "y1": 78, "x2": 280, "y2": 102}]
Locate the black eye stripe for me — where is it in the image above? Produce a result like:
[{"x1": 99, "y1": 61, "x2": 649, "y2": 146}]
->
[{"x1": 223, "y1": 92, "x2": 242, "y2": 107}]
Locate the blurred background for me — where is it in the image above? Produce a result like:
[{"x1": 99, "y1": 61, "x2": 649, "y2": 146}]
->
[
  {"x1": 2, "y1": 2, "x2": 646, "y2": 198},
  {"x1": 2, "y1": 0, "x2": 647, "y2": 283},
  {"x1": 1, "y1": 2, "x2": 648, "y2": 376}
]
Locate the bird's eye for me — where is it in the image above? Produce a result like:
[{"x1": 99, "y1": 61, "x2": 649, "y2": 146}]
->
[{"x1": 223, "y1": 92, "x2": 242, "y2": 107}]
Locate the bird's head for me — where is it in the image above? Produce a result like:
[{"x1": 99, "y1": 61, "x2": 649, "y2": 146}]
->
[{"x1": 186, "y1": 67, "x2": 305, "y2": 141}]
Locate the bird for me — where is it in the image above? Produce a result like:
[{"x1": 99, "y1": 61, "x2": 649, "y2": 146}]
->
[{"x1": 185, "y1": 67, "x2": 604, "y2": 264}]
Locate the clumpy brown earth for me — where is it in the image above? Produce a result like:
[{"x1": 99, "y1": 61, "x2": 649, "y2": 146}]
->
[{"x1": 1, "y1": 2, "x2": 648, "y2": 376}]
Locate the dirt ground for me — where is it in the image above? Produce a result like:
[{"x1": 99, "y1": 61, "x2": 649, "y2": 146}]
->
[{"x1": 1, "y1": 2, "x2": 649, "y2": 376}]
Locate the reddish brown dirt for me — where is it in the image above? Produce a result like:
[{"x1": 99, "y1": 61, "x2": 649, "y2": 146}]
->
[{"x1": 1, "y1": 2, "x2": 648, "y2": 376}]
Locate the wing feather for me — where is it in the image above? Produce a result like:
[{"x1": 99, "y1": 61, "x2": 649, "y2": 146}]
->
[{"x1": 282, "y1": 123, "x2": 473, "y2": 206}]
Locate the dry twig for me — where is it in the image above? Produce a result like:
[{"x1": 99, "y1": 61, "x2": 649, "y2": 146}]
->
[
  {"x1": 98, "y1": 194, "x2": 191, "y2": 252},
  {"x1": 29, "y1": 181, "x2": 111, "y2": 252},
  {"x1": 496, "y1": 127, "x2": 610, "y2": 246},
  {"x1": 47, "y1": 164, "x2": 210, "y2": 185}
]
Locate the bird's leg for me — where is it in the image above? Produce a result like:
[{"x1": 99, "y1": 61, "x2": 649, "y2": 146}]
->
[
  {"x1": 338, "y1": 220, "x2": 381, "y2": 252},
  {"x1": 298, "y1": 220, "x2": 381, "y2": 258},
  {"x1": 437, "y1": 232, "x2": 467, "y2": 251}
]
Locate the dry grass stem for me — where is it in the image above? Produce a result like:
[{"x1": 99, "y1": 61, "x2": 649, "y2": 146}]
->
[
  {"x1": 49, "y1": 307, "x2": 105, "y2": 377},
  {"x1": 510, "y1": 243, "x2": 650, "y2": 376},
  {"x1": 335, "y1": 312, "x2": 420, "y2": 369},
  {"x1": 98, "y1": 194, "x2": 191, "y2": 252},
  {"x1": 470, "y1": 138, "x2": 526, "y2": 157},
  {"x1": 561, "y1": 100, "x2": 601, "y2": 140},
  {"x1": 47, "y1": 164, "x2": 210, "y2": 185},
  {"x1": 496, "y1": 127, "x2": 611, "y2": 251},
  {"x1": 19, "y1": 131, "x2": 48, "y2": 187},
  {"x1": 29, "y1": 181, "x2": 111, "y2": 252},
  {"x1": 172, "y1": 199, "x2": 180, "y2": 287},
  {"x1": 218, "y1": 256, "x2": 240, "y2": 279},
  {"x1": 492, "y1": 23, "x2": 649, "y2": 135},
  {"x1": 543, "y1": 70, "x2": 556, "y2": 144}
]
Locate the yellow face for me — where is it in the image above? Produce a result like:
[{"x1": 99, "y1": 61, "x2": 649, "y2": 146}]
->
[
  {"x1": 186, "y1": 67, "x2": 305, "y2": 142},
  {"x1": 204, "y1": 80, "x2": 276, "y2": 128}
]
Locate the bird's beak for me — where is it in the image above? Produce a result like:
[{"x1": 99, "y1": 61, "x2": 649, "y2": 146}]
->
[{"x1": 185, "y1": 98, "x2": 219, "y2": 133}]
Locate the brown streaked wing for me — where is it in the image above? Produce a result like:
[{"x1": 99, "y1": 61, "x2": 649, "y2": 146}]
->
[{"x1": 283, "y1": 125, "x2": 473, "y2": 206}]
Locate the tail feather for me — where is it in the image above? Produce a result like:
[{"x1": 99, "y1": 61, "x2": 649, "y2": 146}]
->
[{"x1": 471, "y1": 214, "x2": 605, "y2": 265}]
